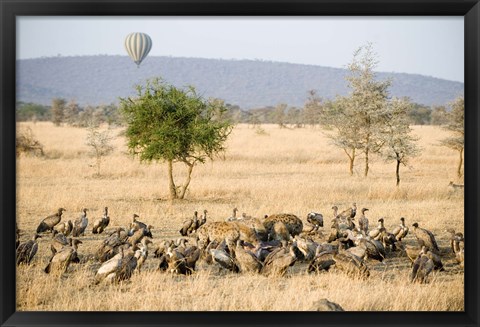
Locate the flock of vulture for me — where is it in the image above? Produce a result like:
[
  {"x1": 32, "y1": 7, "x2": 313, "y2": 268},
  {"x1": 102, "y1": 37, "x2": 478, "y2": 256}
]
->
[{"x1": 16, "y1": 203, "x2": 465, "y2": 285}]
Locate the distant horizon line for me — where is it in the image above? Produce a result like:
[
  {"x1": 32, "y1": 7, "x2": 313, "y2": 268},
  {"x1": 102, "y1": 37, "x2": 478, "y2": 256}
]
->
[{"x1": 17, "y1": 54, "x2": 464, "y2": 84}]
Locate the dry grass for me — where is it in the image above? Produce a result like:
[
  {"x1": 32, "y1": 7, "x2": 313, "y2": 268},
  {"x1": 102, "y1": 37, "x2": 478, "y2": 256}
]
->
[{"x1": 16, "y1": 122, "x2": 464, "y2": 311}]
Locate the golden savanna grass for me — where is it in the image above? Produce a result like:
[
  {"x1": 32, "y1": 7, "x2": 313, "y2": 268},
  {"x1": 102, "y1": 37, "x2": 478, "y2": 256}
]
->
[{"x1": 16, "y1": 122, "x2": 464, "y2": 311}]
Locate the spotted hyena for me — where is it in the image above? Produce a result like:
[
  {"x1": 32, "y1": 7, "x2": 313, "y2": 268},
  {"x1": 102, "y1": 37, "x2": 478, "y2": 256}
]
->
[
  {"x1": 263, "y1": 214, "x2": 303, "y2": 239},
  {"x1": 196, "y1": 222, "x2": 240, "y2": 250},
  {"x1": 230, "y1": 218, "x2": 268, "y2": 243}
]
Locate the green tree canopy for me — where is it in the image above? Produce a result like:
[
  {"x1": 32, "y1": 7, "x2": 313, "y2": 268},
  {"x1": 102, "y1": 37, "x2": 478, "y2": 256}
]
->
[{"x1": 120, "y1": 78, "x2": 233, "y2": 200}]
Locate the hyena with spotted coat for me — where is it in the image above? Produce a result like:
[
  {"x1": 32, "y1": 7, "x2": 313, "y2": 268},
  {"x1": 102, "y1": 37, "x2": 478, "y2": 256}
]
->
[{"x1": 263, "y1": 214, "x2": 303, "y2": 239}]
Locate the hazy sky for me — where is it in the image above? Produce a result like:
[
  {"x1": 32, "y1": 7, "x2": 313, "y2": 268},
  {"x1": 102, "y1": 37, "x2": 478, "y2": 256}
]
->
[{"x1": 17, "y1": 16, "x2": 464, "y2": 82}]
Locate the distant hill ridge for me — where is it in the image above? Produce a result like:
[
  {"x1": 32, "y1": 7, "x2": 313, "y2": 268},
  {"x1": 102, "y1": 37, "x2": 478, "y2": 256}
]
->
[{"x1": 16, "y1": 55, "x2": 464, "y2": 108}]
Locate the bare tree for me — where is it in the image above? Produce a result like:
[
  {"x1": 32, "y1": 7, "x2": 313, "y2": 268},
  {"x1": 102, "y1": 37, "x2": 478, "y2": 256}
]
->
[
  {"x1": 86, "y1": 125, "x2": 115, "y2": 176},
  {"x1": 381, "y1": 98, "x2": 421, "y2": 186},
  {"x1": 440, "y1": 96, "x2": 464, "y2": 179}
]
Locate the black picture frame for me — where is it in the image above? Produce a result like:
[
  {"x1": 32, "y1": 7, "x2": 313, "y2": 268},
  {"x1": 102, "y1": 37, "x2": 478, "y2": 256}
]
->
[{"x1": 1, "y1": 1, "x2": 478, "y2": 326}]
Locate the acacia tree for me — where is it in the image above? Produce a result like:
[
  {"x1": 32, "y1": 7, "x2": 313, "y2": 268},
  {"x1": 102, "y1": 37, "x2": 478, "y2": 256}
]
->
[
  {"x1": 274, "y1": 103, "x2": 287, "y2": 128},
  {"x1": 303, "y1": 90, "x2": 323, "y2": 128},
  {"x1": 120, "y1": 78, "x2": 233, "y2": 200},
  {"x1": 64, "y1": 100, "x2": 80, "y2": 126},
  {"x1": 381, "y1": 98, "x2": 420, "y2": 186},
  {"x1": 346, "y1": 43, "x2": 391, "y2": 177},
  {"x1": 86, "y1": 125, "x2": 115, "y2": 176},
  {"x1": 440, "y1": 96, "x2": 464, "y2": 179},
  {"x1": 321, "y1": 96, "x2": 362, "y2": 175},
  {"x1": 51, "y1": 98, "x2": 66, "y2": 126}
]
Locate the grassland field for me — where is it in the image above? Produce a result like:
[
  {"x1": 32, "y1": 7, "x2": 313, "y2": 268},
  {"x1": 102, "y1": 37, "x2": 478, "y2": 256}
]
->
[{"x1": 16, "y1": 122, "x2": 464, "y2": 311}]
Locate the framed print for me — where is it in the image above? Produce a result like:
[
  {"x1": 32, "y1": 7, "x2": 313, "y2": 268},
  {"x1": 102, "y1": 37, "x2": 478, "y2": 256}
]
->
[{"x1": 1, "y1": 0, "x2": 479, "y2": 326}]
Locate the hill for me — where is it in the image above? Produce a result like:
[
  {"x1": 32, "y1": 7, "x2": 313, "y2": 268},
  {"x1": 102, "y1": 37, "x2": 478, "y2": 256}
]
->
[{"x1": 16, "y1": 55, "x2": 464, "y2": 109}]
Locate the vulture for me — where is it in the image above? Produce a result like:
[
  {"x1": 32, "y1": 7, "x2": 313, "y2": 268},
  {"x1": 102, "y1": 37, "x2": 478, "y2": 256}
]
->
[
  {"x1": 346, "y1": 243, "x2": 367, "y2": 260},
  {"x1": 411, "y1": 223, "x2": 440, "y2": 254},
  {"x1": 183, "y1": 244, "x2": 202, "y2": 273},
  {"x1": 331, "y1": 206, "x2": 339, "y2": 221},
  {"x1": 92, "y1": 207, "x2": 110, "y2": 234},
  {"x1": 379, "y1": 230, "x2": 398, "y2": 252},
  {"x1": 54, "y1": 220, "x2": 73, "y2": 237},
  {"x1": 396, "y1": 241, "x2": 421, "y2": 265},
  {"x1": 307, "y1": 212, "x2": 324, "y2": 231},
  {"x1": 355, "y1": 237, "x2": 386, "y2": 263},
  {"x1": 227, "y1": 208, "x2": 239, "y2": 221},
  {"x1": 36, "y1": 208, "x2": 66, "y2": 233},
  {"x1": 423, "y1": 247, "x2": 444, "y2": 271},
  {"x1": 44, "y1": 239, "x2": 82, "y2": 274},
  {"x1": 445, "y1": 228, "x2": 464, "y2": 254},
  {"x1": 261, "y1": 244, "x2": 297, "y2": 277},
  {"x1": 254, "y1": 240, "x2": 283, "y2": 263},
  {"x1": 338, "y1": 203, "x2": 357, "y2": 219},
  {"x1": 456, "y1": 243, "x2": 465, "y2": 268},
  {"x1": 233, "y1": 240, "x2": 262, "y2": 273},
  {"x1": 198, "y1": 210, "x2": 208, "y2": 228},
  {"x1": 51, "y1": 230, "x2": 69, "y2": 252},
  {"x1": 409, "y1": 247, "x2": 435, "y2": 283},
  {"x1": 308, "y1": 249, "x2": 336, "y2": 273},
  {"x1": 391, "y1": 217, "x2": 409, "y2": 241},
  {"x1": 154, "y1": 240, "x2": 174, "y2": 272},
  {"x1": 116, "y1": 249, "x2": 140, "y2": 282},
  {"x1": 310, "y1": 299, "x2": 345, "y2": 312},
  {"x1": 96, "y1": 227, "x2": 128, "y2": 263},
  {"x1": 130, "y1": 214, "x2": 153, "y2": 237},
  {"x1": 186, "y1": 214, "x2": 200, "y2": 235},
  {"x1": 134, "y1": 238, "x2": 152, "y2": 272},
  {"x1": 293, "y1": 236, "x2": 319, "y2": 262},
  {"x1": 127, "y1": 226, "x2": 146, "y2": 247},
  {"x1": 332, "y1": 252, "x2": 370, "y2": 280},
  {"x1": 180, "y1": 211, "x2": 198, "y2": 236},
  {"x1": 209, "y1": 244, "x2": 239, "y2": 273},
  {"x1": 166, "y1": 246, "x2": 190, "y2": 275},
  {"x1": 94, "y1": 249, "x2": 125, "y2": 284},
  {"x1": 94, "y1": 247, "x2": 141, "y2": 284},
  {"x1": 72, "y1": 208, "x2": 88, "y2": 237},
  {"x1": 16, "y1": 234, "x2": 41, "y2": 265},
  {"x1": 368, "y1": 218, "x2": 386, "y2": 240},
  {"x1": 358, "y1": 208, "x2": 369, "y2": 234}
]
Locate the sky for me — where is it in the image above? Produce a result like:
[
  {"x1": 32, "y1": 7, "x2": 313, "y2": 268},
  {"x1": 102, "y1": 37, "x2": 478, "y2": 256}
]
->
[{"x1": 17, "y1": 16, "x2": 464, "y2": 82}]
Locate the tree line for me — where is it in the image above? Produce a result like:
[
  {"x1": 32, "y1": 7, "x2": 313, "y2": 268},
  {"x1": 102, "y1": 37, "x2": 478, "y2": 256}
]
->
[
  {"x1": 16, "y1": 94, "x2": 454, "y2": 128},
  {"x1": 218, "y1": 99, "x2": 453, "y2": 127},
  {"x1": 16, "y1": 100, "x2": 122, "y2": 127}
]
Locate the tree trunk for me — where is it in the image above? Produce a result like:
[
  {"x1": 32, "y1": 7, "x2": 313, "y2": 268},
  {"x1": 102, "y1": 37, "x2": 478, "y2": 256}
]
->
[
  {"x1": 179, "y1": 161, "x2": 195, "y2": 199},
  {"x1": 167, "y1": 159, "x2": 178, "y2": 200},
  {"x1": 457, "y1": 148, "x2": 464, "y2": 178},
  {"x1": 396, "y1": 159, "x2": 401, "y2": 187},
  {"x1": 343, "y1": 148, "x2": 356, "y2": 176},
  {"x1": 96, "y1": 157, "x2": 101, "y2": 176},
  {"x1": 364, "y1": 147, "x2": 369, "y2": 177}
]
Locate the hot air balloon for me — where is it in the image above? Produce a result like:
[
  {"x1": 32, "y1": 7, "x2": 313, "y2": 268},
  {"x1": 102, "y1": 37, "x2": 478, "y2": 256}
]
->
[{"x1": 124, "y1": 32, "x2": 152, "y2": 67}]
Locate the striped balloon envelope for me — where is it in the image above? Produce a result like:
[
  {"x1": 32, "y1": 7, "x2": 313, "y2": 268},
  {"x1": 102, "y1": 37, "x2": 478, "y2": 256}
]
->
[{"x1": 124, "y1": 32, "x2": 152, "y2": 67}]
